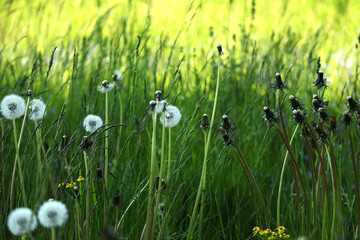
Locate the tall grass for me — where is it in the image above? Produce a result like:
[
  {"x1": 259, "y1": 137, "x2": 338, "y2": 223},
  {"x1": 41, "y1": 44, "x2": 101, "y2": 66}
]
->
[{"x1": 1, "y1": 0, "x2": 360, "y2": 239}]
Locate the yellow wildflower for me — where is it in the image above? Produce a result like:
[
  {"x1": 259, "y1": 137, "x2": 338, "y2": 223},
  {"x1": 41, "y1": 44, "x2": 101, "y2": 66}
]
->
[
  {"x1": 284, "y1": 234, "x2": 290, "y2": 238},
  {"x1": 253, "y1": 226, "x2": 261, "y2": 236},
  {"x1": 77, "y1": 176, "x2": 85, "y2": 182},
  {"x1": 276, "y1": 226, "x2": 286, "y2": 234},
  {"x1": 264, "y1": 229, "x2": 272, "y2": 234},
  {"x1": 66, "y1": 181, "x2": 76, "y2": 188},
  {"x1": 58, "y1": 183, "x2": 64, "y2": 188}
]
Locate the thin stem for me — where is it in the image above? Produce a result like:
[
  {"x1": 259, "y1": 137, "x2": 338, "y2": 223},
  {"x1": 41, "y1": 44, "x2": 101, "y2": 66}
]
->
[
  {"x1": 51, "y1": 228, "x2": 56, "y2": 240},
  {"x1": 116, "y1": 181, "x2": 149, "y2": 231},
  {"x1": 35, "y1": 120, "x2": 43, "y2": 198},
  {"x1": 144, "y1": 113, "x2": 158, "y2": 240},
  {"x1": 349, "y1": 126, "x2": 360, "y2": 239},
  {"x1": 166, "y1": 127, "x2": 172, "y2": 187},
  {"x1": 150, "y1": 113, "x2": 166, "y2": 239},
  {"x1": 10, "y1": 94, "x2": 30, "y2": 209},
  {"x1": 12, "y1": 119, "x2": 28, "y2": 207},
  {"x1": 187, "y1": 54, "x2": 221, "y2": 240},
  {"x1": 116, "y1": 90, "x2": 123, "y2": 155},
  {"x1": 199, "y1": 131, "x2": 207, "y2": 239},
  {"x1": 103, "y1": 90, "x2": 109, "y2": 229},
  {"x1": 277, "y1": 124, "x2": 299, "y2": 226},
  {"x1": 232, "y1": 141, "x2": 270, "y2": 227},
  {"x1": 83, "y1": 150, "x2": 90, "y2": 240}
]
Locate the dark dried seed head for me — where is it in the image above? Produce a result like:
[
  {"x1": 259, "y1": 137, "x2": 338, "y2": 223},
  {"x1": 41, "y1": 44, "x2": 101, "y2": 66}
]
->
[{"x1": 201, "y1": 114, "x2": 210, "y2": 130}]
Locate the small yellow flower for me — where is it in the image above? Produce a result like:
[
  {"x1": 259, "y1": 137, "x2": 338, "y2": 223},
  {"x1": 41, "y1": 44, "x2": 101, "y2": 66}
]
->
[
  {"x1": 77, "y1": 176, "x2": 85, "y2": 182},
  {"x1": 66, "y1": 181, "x2": 76, "y2": 188},
  {"x1": 284, "y1": 234, "x2": 290, "y2": 238},
  {"x1": 264, "y1": 229, "x2": 272, "y2": 234},
  {"x1": 276, "y1": 226, "x2": 286, "y2": 234},
  {"x1": 58, "y1": 183, "x2": 64, "y2": 188},
  {"x1": 253, "y1": 226, "x2": 261, "y2": 236}
]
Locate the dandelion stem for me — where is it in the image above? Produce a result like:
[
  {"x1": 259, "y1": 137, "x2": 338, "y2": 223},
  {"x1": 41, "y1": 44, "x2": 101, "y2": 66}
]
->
[
  {"x1": 116, "y1": 90, "x2": 123, "y2": 155},
  {"x1": 35, "y1": 120, "x2": 43, "y2": 197},
  {"x1": 166, "y1": 127, "x2": 172, "y2": 187},
  {"x1": 104, "y1": 90, "x2": 109, "y2": 229},
  {"x1": 198, "y1": 131, "x2": 207, "y2": 239},
  {"x1": 277, "y1": 124, "x2": 299, "y2": 227},
  {"x1": 83, "y1": 150, "x2": 90, "y2": 240},
  {"x1": 144, "y1": 112, "x2": 158, "y2": 240},
  {"x1": 187, "y1": 53, "x2": 221, "y2": 240},
  {"x1": 151, "y1": 113, "x2": 166, "y2": 239},
  {"x1": 51, "y1": 228, "x2": 56, "y2": 240},
  {"x1": 10, "y1": 94, "x2": 30, "y2": 209}
]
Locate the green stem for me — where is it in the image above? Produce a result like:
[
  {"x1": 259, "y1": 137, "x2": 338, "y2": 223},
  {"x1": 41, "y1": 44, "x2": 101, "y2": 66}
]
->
[
  {"x1": 144, "y1": 112, "x2": 158, "y2": 240},
  {"x1": 12, "y1": 119, "x2": 28, "y2": 207},
  {"x1": 103, "y1": 91, "x2": 109, "y2": 229},
  {"x1": 51, "y1": 228, "x2": 56, "y2": 240},
  {"x1": 166, "y1": 127, "x2": 172, "y2": 188},
  {"x1": 83, "y1": 150, "x2": 90, "y2": 240},
  {"x1": 116, "y1": 91, "x2": 123, "y2": 155},
  {"x1": 277, "y1": 124, "x2": 299, "y2": 226},
  {"x1": 10, "y1": 94, "x2": 30, "y2": 209},
  {"x1": 199, "y1": 131, "x2": 207, "y2": 239},
  {"x1": 187, "y1": 53, "x2": 221, "y2": 240},
  {"x1": 349, "y1": 126, "x2": 360, "y2": 239},
  {"x1": 150, "y1": 113, "x2": 166, "y2": 239}
]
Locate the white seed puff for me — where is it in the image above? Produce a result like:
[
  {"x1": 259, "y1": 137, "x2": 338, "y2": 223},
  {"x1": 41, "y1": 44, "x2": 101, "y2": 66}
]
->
[
  {"x1": 0, "y1": 94, "x2": 26, "y2": 119},
  {"x1": 160, "y1": 105, "x2": 181, "y2": 127},
  {"x1": 29, "y1": 99, "x2": 46, "y2": 120},
  {"x1": 38, "y1": 200, "x2": 68, "y2": 228},
  {"x1": 7, "y1": 208, "x2": 37, "y2": 236},
  {"x1": 83, "y1": 114, "x2": 103, "y2": 133}
]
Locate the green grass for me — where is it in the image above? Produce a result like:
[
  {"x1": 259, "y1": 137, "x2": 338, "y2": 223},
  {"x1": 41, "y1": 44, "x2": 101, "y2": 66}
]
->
[{"x1": 1, "y1": 0, "x2": 360, "y2": 239}]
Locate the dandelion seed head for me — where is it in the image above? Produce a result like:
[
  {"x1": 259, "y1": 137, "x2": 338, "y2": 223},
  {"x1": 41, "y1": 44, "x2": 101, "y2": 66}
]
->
[
  {"x1": 29, "y1": 99, "x2": 46, "y2": 120},
  {"x1": 113, "y1": 70, "x2": 123, "y2": 81},
  {"x1": 0, "y1": 94, "x2": 26, "y2": 119},
  {"x1": 38, "y1": 200, "x2": 68, "y2": 228},
  {"x1": 83, "y1": 114, "x2": 103, "y2": 133},
  {"x1": 160, "y1": 105, "x2": 181, "y2": 127},
  {"x1": 7, "y1": 208, "x2": 37, "y2": 236},
  {"x1": 98, "y1": 80, "x2": 115, "y2": 93}
]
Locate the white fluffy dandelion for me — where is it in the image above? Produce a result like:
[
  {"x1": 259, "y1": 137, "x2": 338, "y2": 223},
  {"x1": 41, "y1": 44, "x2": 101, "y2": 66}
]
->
[
  {"x1": 160, "y1": 105, "x2": 181, "y2": 127},
  {"x1": 38, "y1": 200, "x2": 68, "y2": 228},
  {"x1": 7, "y1": 208, "x2": 37, "y2": 236},
  {"x1": 98, "y1": 80, "x2": 115, "y2": 93},
  {"x1": 83, "y1": 114, "x2": 103, "y2": 133},
  {"x1": 29, "y1": 99, "x2": 46, "y2": 120},
  {"x1": 149, "y1": 100, "x2": 167, "y2": 114},
  {"x1": 113, "y1": 70, "x2": 123, "y2": 81},
  {"x1": 0, "y1": 94, "x2": 26, "y2": 119}
]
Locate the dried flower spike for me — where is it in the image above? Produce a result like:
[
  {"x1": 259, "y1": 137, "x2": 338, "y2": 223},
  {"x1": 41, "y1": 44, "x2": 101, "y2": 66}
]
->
[
  {"x1": 263, "y1": 106, "x2": 278, "y2": 126},
  {"x1": 312, "y1": 122, "x2": 328, "y2": 142},
  {"x1": 216, "y1": 44, "x2": 224, "y2": 56},
  {"x1": 289, "y1": 95, "x2": 303, "y2": 110},
  {"x1": 347, "y1": 96, "x2": 359, "y2": 112},
  {"x1": 342, "y1": 110, "x2": 352, "y2": 126},
  {"x1": 7, "y1": 208, "x2": 37, "y2": 236},
  {"x1": 0, "y1": 94, "x2": 26, "y2": 119},
  {"x1": 318, "y1": 108, "x2": 329, "y2": 122},
  {"x1": 200, "y1": 114, "x2": 210, "y2": 130},
  {"x1": 330, "y1": 115, "x2": 337, "y2": 132},
  {"x1": 29, "y1": 99, "x2": 46, "y2": 120},
  {"x1": 293, "y1": 109, "x2": 306, "y2": 124},
  {"x1": 160, "y1": 105, "x2": 181, "y2": 127},
  {"x1": 272, "y1": 73, "x2": 286, "y2": 90},
  {"x1": 313, "y1": 70, "x2": 327, "y2": 89},
  {"x1": 222, "y1": 115, "x2": 231, "y2": 132}
]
